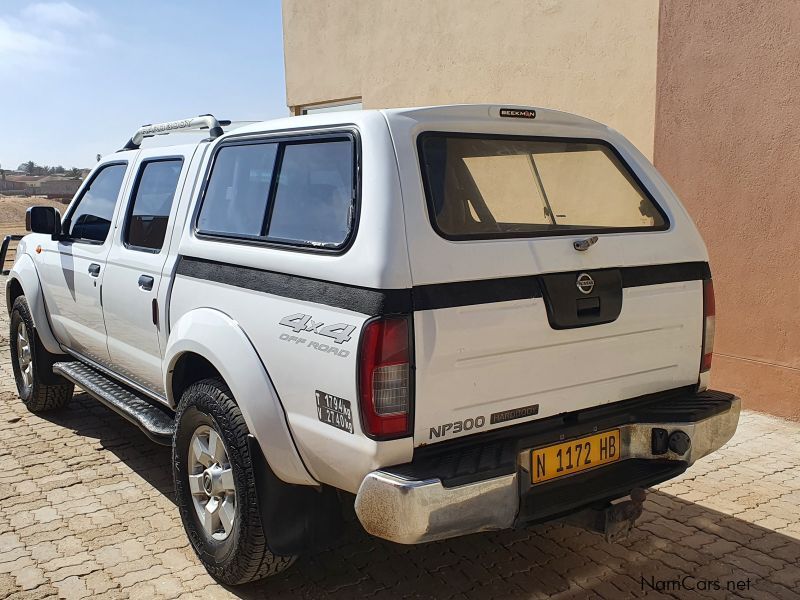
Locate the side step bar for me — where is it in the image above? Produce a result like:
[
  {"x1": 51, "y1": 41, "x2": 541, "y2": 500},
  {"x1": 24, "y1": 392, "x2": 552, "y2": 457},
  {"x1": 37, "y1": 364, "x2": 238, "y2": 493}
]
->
[{"x1": 53, "y1": 361, "x2": 175, "y2": 445}]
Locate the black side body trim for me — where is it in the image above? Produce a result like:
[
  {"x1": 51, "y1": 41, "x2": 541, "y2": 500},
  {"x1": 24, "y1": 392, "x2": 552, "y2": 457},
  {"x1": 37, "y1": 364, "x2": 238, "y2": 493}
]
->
[
  {"x1": 413, "y1": 276, "x2": 542, "y2": 310},
  {"x1": 176, "y1": 256, "x2": 411, "y2": 315},
  {"x1": 176, "y1": 256, "x2": 710, "y2": 316},
  {"x1": 622, "y1": 261, "x2": 711, "y2": 287}
]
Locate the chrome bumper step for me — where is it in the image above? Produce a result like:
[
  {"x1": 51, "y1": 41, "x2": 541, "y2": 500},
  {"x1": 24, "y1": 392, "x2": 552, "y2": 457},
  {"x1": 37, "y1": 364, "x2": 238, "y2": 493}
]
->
[
  {"x1": 53, "y1": 361, "x2": 174, "y2": 445},
  {"x1": 355, "y1": 393, "x2": 740, "y2": 544}
]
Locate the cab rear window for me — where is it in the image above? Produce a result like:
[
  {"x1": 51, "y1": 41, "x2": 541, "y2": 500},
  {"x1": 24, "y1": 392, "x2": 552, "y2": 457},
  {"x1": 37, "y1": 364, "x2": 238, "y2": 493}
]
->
[{"x1": 418, "y1": 133, "x2": 667, "y2": 240}]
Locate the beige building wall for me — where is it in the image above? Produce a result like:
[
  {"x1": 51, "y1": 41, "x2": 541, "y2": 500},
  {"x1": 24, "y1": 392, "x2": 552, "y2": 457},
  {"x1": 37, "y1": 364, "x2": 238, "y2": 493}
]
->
[
  {"x1": 282, "y1": 0, "x2": 660, "y2": 157},
  {"x1": 655, "y1": 0, "x2": 800, "y2": 420}
]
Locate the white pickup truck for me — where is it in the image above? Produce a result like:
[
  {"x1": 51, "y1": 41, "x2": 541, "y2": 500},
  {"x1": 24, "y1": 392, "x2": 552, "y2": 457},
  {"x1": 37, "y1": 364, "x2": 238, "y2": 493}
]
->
[{"x1": 6, "y1": 106, "x2": 739, "y2": 585}]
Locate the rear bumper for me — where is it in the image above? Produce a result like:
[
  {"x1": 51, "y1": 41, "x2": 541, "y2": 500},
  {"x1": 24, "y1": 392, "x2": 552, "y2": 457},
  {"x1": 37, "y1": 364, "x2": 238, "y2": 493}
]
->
[{"x1": 354, "y1": 390, "x2": 740, "y2": 544}]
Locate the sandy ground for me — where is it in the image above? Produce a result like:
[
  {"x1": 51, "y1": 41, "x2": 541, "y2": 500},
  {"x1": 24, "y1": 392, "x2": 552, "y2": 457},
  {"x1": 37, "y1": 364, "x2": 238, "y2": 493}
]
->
[
  {"x1": 0, "y1": 196, "x2": 68, "y2": 270},
  {"x1": 0, "y1": 195, "x2": 67, "y2": 238}
]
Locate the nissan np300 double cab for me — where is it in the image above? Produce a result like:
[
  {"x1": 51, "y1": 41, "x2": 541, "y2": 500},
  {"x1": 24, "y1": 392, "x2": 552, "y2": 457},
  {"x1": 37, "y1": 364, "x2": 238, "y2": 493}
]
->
[{"x1": 7, "y1": 106, "x2": 739, "y2": 584}]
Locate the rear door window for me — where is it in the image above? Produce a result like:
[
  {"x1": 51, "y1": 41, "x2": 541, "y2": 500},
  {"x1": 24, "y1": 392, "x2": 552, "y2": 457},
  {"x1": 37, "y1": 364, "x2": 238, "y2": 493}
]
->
[
  {"x1": 419, "y1": 133, "x2": 667, "y2": 239},
  {"x1": 125, "y1": 159, "x2": 183, "y2": 251},
  {"x1": 67, "y1": 163, "x2": 128, "y2": 242}
]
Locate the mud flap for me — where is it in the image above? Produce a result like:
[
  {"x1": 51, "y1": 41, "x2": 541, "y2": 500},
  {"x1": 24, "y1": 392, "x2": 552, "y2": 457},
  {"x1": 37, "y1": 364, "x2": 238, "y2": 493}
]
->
[
  {"x1": 34, "y1": 329, "x2": 73, "y2": 386},
  {"x1": 561, "y1": 488, "x2": 646, "y2": 543},
  {"x1": 247, "y1": 435, "x2": 342, "y2": 555}
]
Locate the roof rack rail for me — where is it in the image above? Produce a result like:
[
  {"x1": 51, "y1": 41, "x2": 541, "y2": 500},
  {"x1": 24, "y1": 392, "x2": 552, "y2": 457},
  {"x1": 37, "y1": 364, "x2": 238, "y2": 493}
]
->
[{"x1": 120, "y1": 114, "x2": 229, "y2": 151}]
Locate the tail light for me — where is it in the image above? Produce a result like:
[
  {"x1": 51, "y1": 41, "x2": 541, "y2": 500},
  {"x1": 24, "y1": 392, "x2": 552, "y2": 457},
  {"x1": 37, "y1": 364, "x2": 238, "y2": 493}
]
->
[
  {"x1": 701, "y1": 279, "x2": 715, "y2": 373},
  {"x1": 358, "y1": 316, "x2": 413, "y2": 439}
]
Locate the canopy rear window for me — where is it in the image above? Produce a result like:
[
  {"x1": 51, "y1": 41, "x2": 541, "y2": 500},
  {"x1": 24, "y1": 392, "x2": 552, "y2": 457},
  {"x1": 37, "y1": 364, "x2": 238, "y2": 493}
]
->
[{"x1": 418, "y1": 133, "x2": 668, "y2": 240}]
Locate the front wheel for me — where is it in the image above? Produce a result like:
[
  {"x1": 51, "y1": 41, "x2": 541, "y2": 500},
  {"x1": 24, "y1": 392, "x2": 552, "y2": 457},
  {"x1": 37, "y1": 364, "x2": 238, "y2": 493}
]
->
[
  {"x1": 173, "y1": 377, "x2": 296, "y2": 585},
  {"x1": 10, "y1": 296, "x2": 73, "y2": 412}
]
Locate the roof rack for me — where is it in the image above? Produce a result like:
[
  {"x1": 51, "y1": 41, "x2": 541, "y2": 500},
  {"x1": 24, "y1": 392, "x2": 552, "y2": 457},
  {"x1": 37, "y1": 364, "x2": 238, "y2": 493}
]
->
[{"x1": 120, "y1": 114, "x2": 230, "y2": 151}]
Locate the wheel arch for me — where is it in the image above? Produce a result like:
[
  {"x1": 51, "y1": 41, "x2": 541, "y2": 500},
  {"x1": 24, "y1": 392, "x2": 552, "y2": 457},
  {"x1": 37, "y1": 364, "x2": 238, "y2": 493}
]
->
[
  {"x1": 7, "y1": 254, "x2": 62, "y2": 354},
  {"x1": 6, "y1": 277, "x2": 23, "y2": 312},
  {"x1": 165, "y1": 307, "x2": 317, "y2": 487},
  {"x1": 169, "y1": 352, "x2": 223, "y2": 405}
]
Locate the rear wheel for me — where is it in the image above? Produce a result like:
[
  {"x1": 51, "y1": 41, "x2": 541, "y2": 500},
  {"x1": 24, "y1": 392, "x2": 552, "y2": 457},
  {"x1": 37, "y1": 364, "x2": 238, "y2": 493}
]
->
[
  {"x1": 10, "y1": 296, "x2": 73, "y2": 412},
  {"x1": 173, "y1": 378, "x2": 296, "y2": 584}
]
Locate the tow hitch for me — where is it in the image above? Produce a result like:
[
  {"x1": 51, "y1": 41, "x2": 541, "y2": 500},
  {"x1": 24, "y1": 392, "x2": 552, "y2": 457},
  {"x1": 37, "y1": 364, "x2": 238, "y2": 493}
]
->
[{"x1": 562, "y1": 488, "x2": 647, "y2": 543}]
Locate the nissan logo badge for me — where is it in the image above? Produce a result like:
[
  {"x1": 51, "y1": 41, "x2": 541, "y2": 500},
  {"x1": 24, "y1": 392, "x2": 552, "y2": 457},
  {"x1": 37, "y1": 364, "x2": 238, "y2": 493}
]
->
[{"x1": 576, "y1": 273, "x2": 595, "y2": 295}]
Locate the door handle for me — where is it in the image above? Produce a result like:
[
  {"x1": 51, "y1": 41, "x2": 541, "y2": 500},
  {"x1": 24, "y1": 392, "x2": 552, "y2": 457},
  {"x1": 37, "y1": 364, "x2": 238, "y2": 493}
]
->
[
  {"x1": 88, "y1": 263, "x2": 101, "y2": 277},
  {"x1": 138, "y1": 274, "x2": 154, "y2": 291}
]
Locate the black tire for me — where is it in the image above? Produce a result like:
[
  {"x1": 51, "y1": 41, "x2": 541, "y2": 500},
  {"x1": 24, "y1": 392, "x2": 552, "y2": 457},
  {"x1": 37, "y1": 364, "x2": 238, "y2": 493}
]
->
[
  {"x1": 10, "y1": 296, "x2": 73, "y2": 412},
  {"x1": 173, "y1": 377, "x2": 296, "y2": 585}
]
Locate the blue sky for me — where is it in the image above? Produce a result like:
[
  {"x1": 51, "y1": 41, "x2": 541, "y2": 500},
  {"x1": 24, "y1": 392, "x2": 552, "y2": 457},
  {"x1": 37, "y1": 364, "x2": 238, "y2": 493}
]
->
[{"x1": 0, "y1": 1, "x2": 288, "y2": 170}]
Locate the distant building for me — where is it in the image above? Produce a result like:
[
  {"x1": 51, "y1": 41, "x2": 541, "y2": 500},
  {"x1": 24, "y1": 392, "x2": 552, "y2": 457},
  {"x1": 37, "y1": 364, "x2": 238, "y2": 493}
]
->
[
  {"x1": 3, "y1": 174, "x2": 82, "y2": 199},
  {"x1": 0, "y1": 180, "x2": 26, "y2": 192},
  {"x1": 34, "y1": 176, "x2": 82, "y2": 198}
]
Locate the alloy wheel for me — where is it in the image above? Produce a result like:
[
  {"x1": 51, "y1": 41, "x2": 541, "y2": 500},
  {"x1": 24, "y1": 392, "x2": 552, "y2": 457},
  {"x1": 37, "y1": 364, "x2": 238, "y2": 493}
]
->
[
  {"x1": 188, "y1": 425, "x2": 237, "y2": 540},
  {"x1": 16, "y1": 321, "x2": 33, "y2": 394}
]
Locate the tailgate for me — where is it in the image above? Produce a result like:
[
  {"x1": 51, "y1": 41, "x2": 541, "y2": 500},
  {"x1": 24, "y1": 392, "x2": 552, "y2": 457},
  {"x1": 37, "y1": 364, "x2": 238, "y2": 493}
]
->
[{"x1": 414, "y1": 270, "x2": 705, "y2": 444}]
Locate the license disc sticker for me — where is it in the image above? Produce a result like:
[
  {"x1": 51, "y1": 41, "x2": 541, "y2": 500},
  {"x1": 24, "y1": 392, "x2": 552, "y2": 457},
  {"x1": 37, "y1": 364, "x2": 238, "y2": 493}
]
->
[{"x1": 315, "y1": 390, "x2": 354, "y2": 434}]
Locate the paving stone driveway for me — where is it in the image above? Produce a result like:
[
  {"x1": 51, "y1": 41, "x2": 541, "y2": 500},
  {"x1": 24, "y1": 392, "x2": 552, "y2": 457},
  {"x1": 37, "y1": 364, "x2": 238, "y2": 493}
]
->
[{"x1": 1, "y1": 298, "x2": 799, "y2": 599}]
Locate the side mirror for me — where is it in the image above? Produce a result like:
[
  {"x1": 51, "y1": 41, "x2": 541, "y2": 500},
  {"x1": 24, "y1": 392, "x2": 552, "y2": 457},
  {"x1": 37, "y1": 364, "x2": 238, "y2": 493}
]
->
[{"x1": 26, "y1": 206, "x2": 62, "y2": 240}]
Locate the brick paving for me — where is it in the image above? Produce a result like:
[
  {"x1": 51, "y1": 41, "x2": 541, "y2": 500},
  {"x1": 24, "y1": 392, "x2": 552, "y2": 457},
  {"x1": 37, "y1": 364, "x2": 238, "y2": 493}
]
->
[{"x1": 1, "y1": 294, "x2": 799, "y2": 599}]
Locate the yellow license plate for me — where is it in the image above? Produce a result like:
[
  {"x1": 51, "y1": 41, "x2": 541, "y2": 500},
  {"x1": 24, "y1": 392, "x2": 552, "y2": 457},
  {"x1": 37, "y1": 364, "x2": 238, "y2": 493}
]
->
[{"x1": 531, "y1": 429, "x2": 621, "y2": 484}]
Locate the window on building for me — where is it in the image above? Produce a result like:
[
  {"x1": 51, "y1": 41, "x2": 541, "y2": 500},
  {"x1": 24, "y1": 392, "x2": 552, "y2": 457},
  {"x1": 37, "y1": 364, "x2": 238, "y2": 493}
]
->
[{"x1": 125, "y1": 159, "x2": 183, "y2": 251}]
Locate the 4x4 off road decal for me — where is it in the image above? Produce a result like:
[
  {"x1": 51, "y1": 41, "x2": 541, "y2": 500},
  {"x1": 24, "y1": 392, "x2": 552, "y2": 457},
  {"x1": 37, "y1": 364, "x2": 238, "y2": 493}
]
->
[
  {"x1": 278, "y1": 313, "x2": 356, "y2": 358},
  {"x1": 280, "y1": 313, "x2": 355, "y2": 343},
  {"x1": 315, "y1": 391, "x2": 353, "y2": 434}
]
